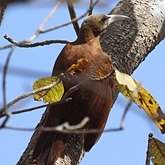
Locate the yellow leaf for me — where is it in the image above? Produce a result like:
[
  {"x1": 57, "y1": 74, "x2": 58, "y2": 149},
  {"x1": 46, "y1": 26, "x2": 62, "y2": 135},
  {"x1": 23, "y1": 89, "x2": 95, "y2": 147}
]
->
[
  {"x1": 115, "y1": 69, "x2": 165, "y2": 133},
  {"x1": 33, "y1": 77, "x2": 64, "y2": 103},
  {"x1": 150, "y1": 136, "x2": 165, "y2": 165},
  {"x1": 115, "y1": 69, "x2": 137, "y2": 91}
]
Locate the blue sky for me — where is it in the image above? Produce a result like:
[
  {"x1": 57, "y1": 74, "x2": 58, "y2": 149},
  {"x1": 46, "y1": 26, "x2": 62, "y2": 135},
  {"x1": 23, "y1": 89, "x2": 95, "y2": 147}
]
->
[{"x1": 0, "y1": 1, "x2": 165, "y2": 165}]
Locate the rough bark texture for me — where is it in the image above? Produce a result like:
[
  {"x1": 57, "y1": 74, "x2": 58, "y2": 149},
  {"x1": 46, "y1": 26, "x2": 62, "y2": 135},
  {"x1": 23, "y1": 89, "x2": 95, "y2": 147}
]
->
[
  {"x1": 101, "y1": 0, "x2": 165, "y2": 74},
  {"x1": 17, "y1": 0, "x2": 165, "y2": 164},
  {"x1": 0, "y1": 1, "x2": 8, "y2": 25}
]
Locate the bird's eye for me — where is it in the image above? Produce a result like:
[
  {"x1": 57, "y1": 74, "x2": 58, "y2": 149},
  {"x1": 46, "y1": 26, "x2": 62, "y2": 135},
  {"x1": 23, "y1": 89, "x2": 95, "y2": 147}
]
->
[{"x1": 101, "y1": 16, "x2": 108, "y2": 22}]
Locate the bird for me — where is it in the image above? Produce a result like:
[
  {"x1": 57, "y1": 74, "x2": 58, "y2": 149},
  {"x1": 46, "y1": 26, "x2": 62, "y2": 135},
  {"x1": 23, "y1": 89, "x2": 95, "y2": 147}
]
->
[{"x1": 32, "y1": 14, "x2": 129, "y2": 164}]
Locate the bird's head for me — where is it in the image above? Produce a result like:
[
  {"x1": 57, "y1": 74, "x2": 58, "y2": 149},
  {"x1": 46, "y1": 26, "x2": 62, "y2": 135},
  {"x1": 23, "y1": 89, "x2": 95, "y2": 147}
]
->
[{"x1": 78, "y1": 14, "x2": 129, "y2": 42}]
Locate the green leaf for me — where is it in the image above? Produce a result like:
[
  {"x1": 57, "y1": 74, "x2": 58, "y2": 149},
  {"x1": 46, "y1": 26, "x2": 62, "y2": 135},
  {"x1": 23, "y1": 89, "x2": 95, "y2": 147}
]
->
[{"x1": 150, "y1": 136, "x2": 165, "y2": 165}]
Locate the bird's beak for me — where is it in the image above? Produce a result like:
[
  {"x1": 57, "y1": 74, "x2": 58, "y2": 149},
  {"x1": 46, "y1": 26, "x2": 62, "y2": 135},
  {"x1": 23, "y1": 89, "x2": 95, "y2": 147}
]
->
[{"x1": 107, "y1": 14, "x2": 130, "y2": 24}]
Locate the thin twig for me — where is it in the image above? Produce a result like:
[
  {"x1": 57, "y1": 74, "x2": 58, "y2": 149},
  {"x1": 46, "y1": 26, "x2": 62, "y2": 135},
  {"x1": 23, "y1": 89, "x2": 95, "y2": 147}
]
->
[
  {"x1": 0, "y1": 2, "x2": 8, "y2": 25},
  {"x1": 0, "y1": 0, "x2": 64, "y2": 50},
  {"x1": 2, "y1": 47, "x2": 14, "y2": 111},
  {"x1": 0, "y1": 74, "x2": 64, "y2": 113},
  {"x1": 0, "y1": 98, "x2": 72, "y2": 118},
  {"x1": 4, "y1": 117, "x2": 90, "y2": 133},
  {"x1": 0, "y1": 75, "x2": 89, "y2": 118},
  {"x1": 0, "y1": 47, "x2": 15, "y2": 127},
  {"x1": 3, "y1": 34, "x2": 69, "y2": 48},
  {"x1": 90, "y1": 70, "x2": 115, "y2": 81},
  {"x1": 105, "y1": 78, "x2": 142, "y2": 132},
  {"x1": 40, "y1": 13, "x2": 87, "y2": 33},
  {"x1": 88, "y1": 0, "x2": 94, "y2": 15},
  {"x1": 55, "y1": 117, "x2": 90, "y2": 131},
  {"x1": 66, "y1": 0, "x2": 80, "y2": 36},
  {"x1": 120, "y1": 99, "x2": 133, "y2": 128},
  {"x1": 1, "y1": 99, "x2": 131, "y2": 134},
  {"x1": 62, "y1": 78, "x2": 89, "y2": 100},
  {"x1": 0, "y1": 70, "x2": 115, "y2": 118},
  {"x1": 0, "y1": 64, "x2": 48, "y2": 78},
  {"x1": 104, "y1": 100, "x2": 133, "y2": 132},
  {"x1": 0, "y1": 0, "x2": 100, "y2": 50},
  {"x1": 3, "y1": 124, "x2": 124, "y2": 133},
  {"x1": 146, "y1": 133, "x2": 153, "y2": 165},
  {"x1": 61, "y1": 70, "x2": 114, "y2": 102},
  {"x1": 0, "y1": 114, "x2": 11, "y2": 128},
  {"x1": 0, "y1": 0, "x2": 65, "y2": 117},
  {"x1": 3, "y1": 120, "x2": 127, "y2": 134},
  {"x1": 41, "y1": 0, "x2": 100, "y2": 33},
  {"x1": 27, "y1": 0, "x2": 64, "y2": 42},
  {"x1": 0, "y1": 44, "x2": 12, "y2": 50}
]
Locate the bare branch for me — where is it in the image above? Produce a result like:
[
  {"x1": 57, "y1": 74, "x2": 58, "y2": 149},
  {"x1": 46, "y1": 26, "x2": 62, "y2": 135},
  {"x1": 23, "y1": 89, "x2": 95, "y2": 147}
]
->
[
  {"x1": 0, "y1": 69, "x2": 115, "y2": 130},
  {"x1": 88, "y1": 0, "x2": 94, "y2": 15},
  {"x1": 41, "y1": 0, "x2": 100, "y2": 33},
  {"x1": 0, "y1": 44, "x2": 13, "y2": 50},
  {"x1": 4, "y1": 117, "x2": 90, "y2": 133},
  {"x1": 3, "y1": 34, "x2": 70, "y2": 48},
  {"x1": 0, "y1": 0, "x2": 64, "y2": 50},
  {"x1": 66, "y1": 0, "x2": 80, "y2": 36},
  {"x1": 0, "y1": 74, "x2": 64, "y2": 113},
  {"x1": 105, "y1": 99, "x2": 134, "y2": 132},
  {"x1": 0, "y1": 97, "x2": 72, "y2": 118},
  {"x1": 2, "y1": 47, "x2": 14, "y2": 110},
  {"x1": 0, "y1": 1, "x2": 8, "y2": 25},
  {"x1": 55, "y1": 117, "x2": 90, "y2": 131},
  {"x1": 90, "y1": 69, "x2": 115, "y2": 81},
  {"x1": 2, "y1": 115, "x2": 127, "y2": 134},
  {"x1": 27, "y1": 0, "x2": 64, "y2": 42},
  {"x1": 0, "y1": 1, "x2": 67, "y2": 128},
  {"x1": 0, "y1": 0, "x2": 100, "y2": 50},
  {"x1": 105, "y1": 79, "x2": 142, "y2": 132},
  {"x1": 0, "y1": 47, "x2": 15, "y2": 127},
  {"x1": 145, "y1": 133, "x2": 153, "y2": 165},
  {"x1": 0, "y1": 69, "x2": 115, "y2": 119},
  {"x1": 3, "y1": 123, "x2": 121, "y2": 133},
  {"x1": 40, "y1": 13, "x2": 87, "y2": 33}
]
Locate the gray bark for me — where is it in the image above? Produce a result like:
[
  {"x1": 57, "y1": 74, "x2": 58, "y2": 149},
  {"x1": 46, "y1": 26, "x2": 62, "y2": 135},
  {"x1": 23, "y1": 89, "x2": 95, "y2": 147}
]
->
[
  {"x1": 101, "y1": 0, "x2": 165, "y2": 74},
  {"x1": 17, "y1": 0, "x2": 165, "y2": 164},
  {"x1": 0, "y1": 1, "x2": 8, "y2": 25}
]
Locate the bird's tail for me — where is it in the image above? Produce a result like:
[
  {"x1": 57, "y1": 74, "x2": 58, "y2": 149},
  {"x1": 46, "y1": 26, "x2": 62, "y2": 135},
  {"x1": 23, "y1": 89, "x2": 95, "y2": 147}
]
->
[{"x1": 32, "y1": 129, "x2": 71, "y2": 164}]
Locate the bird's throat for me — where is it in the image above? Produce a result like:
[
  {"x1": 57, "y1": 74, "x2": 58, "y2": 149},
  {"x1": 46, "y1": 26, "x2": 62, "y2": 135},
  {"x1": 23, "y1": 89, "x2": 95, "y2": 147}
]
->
[{"x1": 77, "y1": 26, "x2": 100, "y2": 44}]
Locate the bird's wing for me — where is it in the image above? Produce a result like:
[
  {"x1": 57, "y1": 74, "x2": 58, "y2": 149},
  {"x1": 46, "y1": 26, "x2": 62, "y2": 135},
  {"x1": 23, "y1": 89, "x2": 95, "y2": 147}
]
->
[{"x1": 52, "y1": 43, "x2": 117, "y2": 151}]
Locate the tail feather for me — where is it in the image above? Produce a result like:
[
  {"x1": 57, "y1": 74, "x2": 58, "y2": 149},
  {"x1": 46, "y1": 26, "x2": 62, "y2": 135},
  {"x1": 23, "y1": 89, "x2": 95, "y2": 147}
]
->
[{"x1": 32, "y1": 131, "x2": 68, "y2": 164}]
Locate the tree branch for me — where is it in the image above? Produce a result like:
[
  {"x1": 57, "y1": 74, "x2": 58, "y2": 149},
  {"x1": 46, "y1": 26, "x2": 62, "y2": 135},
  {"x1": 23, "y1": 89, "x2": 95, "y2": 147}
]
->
[
  {"x1": 26, "y1": 0, "x2": 64, "y2": 42},
  {"x1": 145, "y1": 133, "x2": 153, "y2": 165},
  {"x1": 0, "y1": 0, "x2": 64, "y2": 50},
  {"x1": 88, "y1": 0, "x2": 94, "y2": 15},
  {"x1": 0, "y1": 70, "x2": 114, "y2": 118},
  {"x1": 1, "y1": 46, "x2": 15, "y2": 127},
  {"x1": 0, "y1": 0, "x2": 9, "y2": 25},
  {"x1": 66, "y1": 0, "x2": 80, "y2": 36},
  {"x1": 0, "y1": 0, "x2": 99, "y2": 50},
  {"x1": 40, "y1": 0, "x2": 100, "y2": 33},
  {"x1": 3, "y1": 34, "x2": 69, "y2": 48},
  {"x1": 17, "y1": 0, "x2": 165, "y2": 164},
  {"x1": 0, "y1": 74, "x2": 64, "y2": 114},
  {"x1": 0, "y1": 97, "x2": 72, "y2": 118}
]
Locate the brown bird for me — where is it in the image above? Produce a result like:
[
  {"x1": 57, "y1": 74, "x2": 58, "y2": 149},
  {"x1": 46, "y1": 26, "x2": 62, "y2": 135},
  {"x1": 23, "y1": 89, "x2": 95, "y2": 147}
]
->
[{"x1": 32, "y1": 14, "x2": 128, "y2": 164}]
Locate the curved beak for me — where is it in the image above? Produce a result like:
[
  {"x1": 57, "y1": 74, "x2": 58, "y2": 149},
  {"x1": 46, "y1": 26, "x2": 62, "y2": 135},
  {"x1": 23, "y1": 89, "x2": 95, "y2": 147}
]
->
[{"x1": 107, "y1": 14, "x2": 130, "y2": 24}]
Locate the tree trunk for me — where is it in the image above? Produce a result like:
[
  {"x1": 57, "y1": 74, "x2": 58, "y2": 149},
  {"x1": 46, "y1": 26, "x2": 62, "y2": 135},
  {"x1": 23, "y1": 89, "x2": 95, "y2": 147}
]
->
[
  {"x1": 0, "y1": 1, "x2": 8, "y2": 25},
  {"x1": 17, "y1": 0, "x2": 165, "y2": 164}
]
